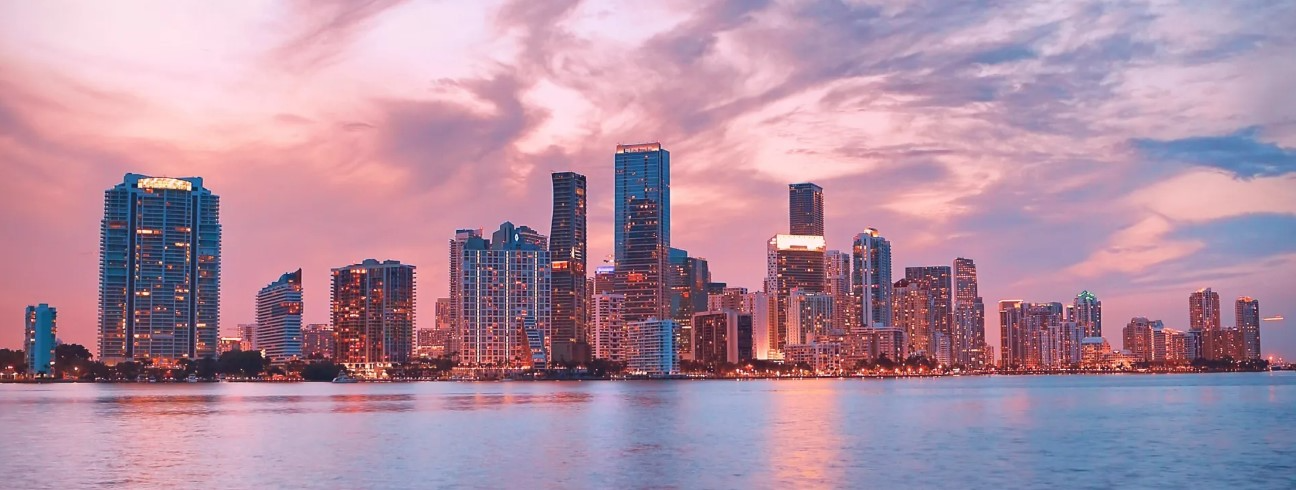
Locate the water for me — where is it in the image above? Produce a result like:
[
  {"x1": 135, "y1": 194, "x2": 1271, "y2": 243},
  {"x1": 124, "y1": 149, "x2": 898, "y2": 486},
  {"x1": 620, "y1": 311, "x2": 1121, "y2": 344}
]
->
[{"x1": 2, "y1": 373, "x2": 1294, "y2": 489}]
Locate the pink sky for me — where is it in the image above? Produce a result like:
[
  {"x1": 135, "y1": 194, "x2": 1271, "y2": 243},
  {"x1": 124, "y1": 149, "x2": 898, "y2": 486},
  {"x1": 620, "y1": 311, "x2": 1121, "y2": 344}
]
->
[{"x1": 2, "y1": 1, "x2": 1294, "y2": 358}]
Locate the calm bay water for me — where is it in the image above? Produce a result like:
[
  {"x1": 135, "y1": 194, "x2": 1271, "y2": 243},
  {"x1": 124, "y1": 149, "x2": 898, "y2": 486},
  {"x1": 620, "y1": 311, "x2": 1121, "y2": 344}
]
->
[{"x1": 2, "y1": 373, "x2": 1294, "y2": 489}]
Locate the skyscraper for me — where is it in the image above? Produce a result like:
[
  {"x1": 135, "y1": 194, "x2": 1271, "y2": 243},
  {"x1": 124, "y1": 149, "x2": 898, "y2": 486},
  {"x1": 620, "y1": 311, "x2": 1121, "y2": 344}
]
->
[
  {"x1": 615, "y1": 143, "x2": 671, "y2": 323},
  {"x1": 1189, "y1": 287, "x2": 1221, "y2": 331},
  {"x1": 1236, "y1": 297, "x2": 1261, "y2": 359},
  {"x1": 1068, "y1": 290, "x2": 1102, "y2": 338},
  {"x1": 893, "y1": 267, "x2": 953, "y2": 362},
  {"x1": 615, "y1": 143, "x2": 673, "y2": 371},
  {"x1": 549, "y1": 172, "x2": 588, "y2": 363},
  {"x1": 255, "y1": 269, "x2": 303, "y2": 363},
  {"x1": 786, "y1": 290, "x2": 834, "y2": 345},
  {"x1": 825, "y1": 250, "x2": 853, "y2": 335},
  {"x1": 24, "y1": 304, "x2": 56, "y2": 376},
  {"x1": 331, "y1": 259, "x2": 416, "y2": 365},
  {"x1": 448, "y1": 228, "x2": 483, "y2": 358},
  {"x1": 98, "y1": 174, "x2": 221, "y2": 366},
  {"x1": 765, "y1": 235, "x2": 827, "y2": 356},
  {"x1": 459, "y1": 222, "x2": 552, "y2": 368},
  {"x1": 667, "y1": 249, "x2": 710, "y2": 359},
  {"x1": 590, "y1": 292, "x2": 626, "y2": 361},
  {"x1": 788, "y1": 183, "x2": 824, "y2": 236},
  {"x1": 952, "y1": 258, "x2": 986, "y2": 367},
  {"x1": 999, "y1": 300, "x2": 1025, "y2": 368},
  {"x1": 852, "y1": 229, "x2": 892, "y2": 329}
]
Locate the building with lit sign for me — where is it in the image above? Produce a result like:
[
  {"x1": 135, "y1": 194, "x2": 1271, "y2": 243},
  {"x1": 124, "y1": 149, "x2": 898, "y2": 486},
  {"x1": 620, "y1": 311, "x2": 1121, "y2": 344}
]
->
[
  {"x1": 98, "y1": 173, "x2": 220, "y2": 366},
  {"x1": 615, "y1": 143, "x2": 672, "y2": 329}
]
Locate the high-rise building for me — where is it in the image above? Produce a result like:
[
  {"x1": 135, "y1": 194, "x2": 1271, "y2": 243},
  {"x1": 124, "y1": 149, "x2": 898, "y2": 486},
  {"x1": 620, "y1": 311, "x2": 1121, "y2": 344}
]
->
[
  {"x1": 592, "y1": 265, "x2": 616, "y2": 294},
  {"x1": 98, "y1": 174, "x2": 221, "y2": 366},
  {"x1": 825, "y1": 250, "x2": 853, "y2": 335},
  {"x1": 708, "y1": 287, "x2": 748, "y2": 313},
  {"x1": 892, "y1": 267, "x2": 953, "y2": 361},
  {"x1": 765, "y1": 235, "x2": 827, "y2": 356},
  {"x1": 415, "y1": 328, "x2": 451, "y2": 359},
  {"x1": 434, "y1": 298, "x2": 452, "y2": 331},
  {"x1": 1068, "y1": 290, "x2": 1102, "y2": 338},
  {"x1": 448, "y1": 228, "x2": 483, "y2": 358},
  {"x1": 331, "y1": 259, "x2": 416, "y2": 365},
  {"x1": 626, "y1": 319, "x2": 678, "y2": 376},
  {"x1": 1237, "y1": 297, "x2": 1261, "y2": 359},
  {"x1": 614, "y1": 143, "x2": 671, "y2": 333},
  {"x1": 852, "y1": 229, "x2": 892, "y2": 329},
  {"x1": 692, "y1": 310, "x2": 742, "y2": 364},
  {"x1": 549, "y1": 172, "x2": 588, "y2": 363},
  {"x1": 255, "y1": 269, "x2": 303, "y2": 363},
  {"x1": 218, "y1": 337, "x2": 243, "y2": 355},
  {"x1": 667, "y1": 249, "x2": 710, "y2": 360},
  {"x1": 1189, "y1": 287, "x2": 1221, "y2": 331},
  {"x1": 952, "y1": 258, "x2": 986, "y2": 367},
  {"x1": 1001, "y1": 300, "x2": 1067, "y2": 369},
  {"x1": 590, "y1": 292, "x2": 626, "y2": 361},
  {"x1": 788, "y1": 183, "x2": 824, "y2": 236},
  {"x1": 786, "y1": 290, "x2": 834, "y2": 345},
  {"x1": 24, "y1": 304, "x2": 56, "y2": 376},
  {"x1": 238, "y1": 324, "x2": 256, "y2": 351},
  {"x1": 747, "y1": 291, "x2": 771, "y2": 360},
  {"x1": 458, "y1": 222, "x2": 552, "y2": 368},
  {"x1": 999, "y1": 300, "x2": 1025, "y2": 368},
  {"x1": 301, "y1": 324, "x2": 335, "y2": 359}
]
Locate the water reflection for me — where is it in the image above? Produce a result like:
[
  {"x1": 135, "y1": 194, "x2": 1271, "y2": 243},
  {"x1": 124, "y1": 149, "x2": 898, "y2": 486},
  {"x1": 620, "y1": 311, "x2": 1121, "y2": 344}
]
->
[{"x1": 0, "y1": 374, "x2": 1293, "y2": 489}]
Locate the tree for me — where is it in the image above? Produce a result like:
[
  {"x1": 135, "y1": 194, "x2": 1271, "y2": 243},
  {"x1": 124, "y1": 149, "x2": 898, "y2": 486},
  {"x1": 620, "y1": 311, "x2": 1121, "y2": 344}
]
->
[
  {"x1": 301, "y1": 361, "x2": 343, "y2": 381},
  {"x1": 0, "y1": 348, "x2": 27, "y2": 374},
  {"x1": 217, "y1": 350, "x2": 265, "y2": 377},
  {"x1": 116, "y1": 361, "x2": 143, "y2": 381},
  {"x1": 54, "y1": 343, "x2": 94, "y2": 378}
]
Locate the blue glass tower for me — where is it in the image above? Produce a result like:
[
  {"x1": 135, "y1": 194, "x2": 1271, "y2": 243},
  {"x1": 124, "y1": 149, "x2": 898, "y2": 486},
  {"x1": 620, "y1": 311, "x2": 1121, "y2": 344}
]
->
[{"x1": 614, "y1": 143, "x2": 671, "y2": 323}]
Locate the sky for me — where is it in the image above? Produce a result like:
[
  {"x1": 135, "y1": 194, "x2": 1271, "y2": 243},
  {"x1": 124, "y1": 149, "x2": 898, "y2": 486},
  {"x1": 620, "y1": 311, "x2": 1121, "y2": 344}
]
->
[{"x1": 1, "y1": 0, "x2": 1294, "y2": 359}]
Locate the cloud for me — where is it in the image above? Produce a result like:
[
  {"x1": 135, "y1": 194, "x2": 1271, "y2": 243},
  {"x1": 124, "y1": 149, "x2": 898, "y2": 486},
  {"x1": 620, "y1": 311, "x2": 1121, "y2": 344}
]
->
[{"x1": 1133, "y1": 126, "x2": 1296, "y2": 178}]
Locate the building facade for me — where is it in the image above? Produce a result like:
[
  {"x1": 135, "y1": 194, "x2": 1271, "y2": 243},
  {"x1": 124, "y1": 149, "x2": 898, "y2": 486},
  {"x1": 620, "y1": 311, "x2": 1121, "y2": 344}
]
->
[
  {"x1": 852, "y1": 229, "x2": 892, "y2": 329},
  {"x1": 1068, "y1": 290, "x2": 1102, "y2": 338},
  {"x1": 590, "y1": 292, "x2": 626, "y2": 361},
  {"x1": 24, "y1": 304, "x2": 57, "y2": 376},
  {"x1": 788, "y1": 182, "x2": 824, "y2": 236},
  {"x1": 331, "y1": 259, "x2": 416, "y2": 364},
  {"x1": 692, "y1": 310, "x2": 740, "y2": 364},
  {"x1": 255, "y1": 269, "x2": 303, "y2": 363},
  {"x1": 1189, "y1": 287, "x2": 1221, "y2": 332},
  {"x1": 549, "y1": 172, "x2": 588, "y2": 363},
  {"x1": 825, "y1": 250, "x2": 853, "y2": 335},
  {"x1": 1237, "y1": 297, "x2": 1261, "y2": 359},
  {"x1": 614, "y1": 143, "x2": 671, "y2": 332},
  {"x1": 626, "y1": 319, "x2": 678, "y2": 376},
  {"x1": 301, "y1": 324, "x2": 335, "y2": 359},
  {"x1": 765, "y1": 235, "x2": 827, "y2": 357},
  {"x1": 459, "y1": 223, "x2": 552, "y2": 368},
  {"x1": 952, "y1": 258, "x2": 986, "y2": 367},
  {"x1": 98, "y1": 174, "x2": 221, "y2": 366}
]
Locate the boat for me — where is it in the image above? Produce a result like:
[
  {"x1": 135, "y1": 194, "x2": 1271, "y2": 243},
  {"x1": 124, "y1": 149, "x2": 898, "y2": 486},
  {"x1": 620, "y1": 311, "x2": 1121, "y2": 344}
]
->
[
  {"x1": 332, "y1": 372, "x2": 359, "y2": 383},
  {"x1": 186, "y1": 374, "x2": 198, "y2": 383}
]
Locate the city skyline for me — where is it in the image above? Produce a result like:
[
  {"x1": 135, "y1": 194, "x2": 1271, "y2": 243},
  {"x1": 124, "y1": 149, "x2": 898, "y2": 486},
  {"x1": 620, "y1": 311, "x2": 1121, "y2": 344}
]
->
[{"x1": 1, "y1": 2, "x2": 1293, "y2": 359}]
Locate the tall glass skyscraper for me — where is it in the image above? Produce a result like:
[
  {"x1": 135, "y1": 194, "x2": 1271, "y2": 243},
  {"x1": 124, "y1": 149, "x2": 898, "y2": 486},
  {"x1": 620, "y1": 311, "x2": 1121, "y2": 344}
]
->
[
  {"x1": 549, "y1": 172, "x2": 587, "y2": 363},
  {"x1": 24, "y1": 304, "x2": 57, "y2": 376},
  {"x1": 98, "y1": 174, "x2": 221, "y2": 366},
  {"x1": 331, "y1": 259, "x2": 415, "y2": 364},
  {"x1": 614, "y1": 143, "x2": 671, "y2": 323},
  {"x1": 852, "y1": 229, "x2": 892, "y2": 330},
  {"x1": 788, "y1": 183, "x2": 824, "y2": 236},
  {"x1": 256, "y1": 269, "x2": 303, "y2": 363}
]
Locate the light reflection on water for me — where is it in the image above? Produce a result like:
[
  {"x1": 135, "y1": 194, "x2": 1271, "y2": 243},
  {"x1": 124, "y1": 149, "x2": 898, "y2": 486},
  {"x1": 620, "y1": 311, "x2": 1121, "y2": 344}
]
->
[{"x1": 2, "y1": 374, "x2": 1294, "y2": 489}]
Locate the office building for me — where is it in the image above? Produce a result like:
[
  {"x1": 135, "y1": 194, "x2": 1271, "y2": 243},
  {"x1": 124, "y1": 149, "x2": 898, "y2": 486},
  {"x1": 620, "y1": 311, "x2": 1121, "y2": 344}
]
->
[
  {"x1": 238, "y1": 324, "x2": 256, "y2": 351},
  {"x1": 549, "y1": 172, "x2": 588, "y2": 363},
  {"x1": 302, "y1": 324, "x2": 335, "y2": 359},
  {"x1": 614, "y1": 143, "x2": 671, "y2": 328},
  {"x1": 1001, "y1": 301, "x2": 1067, "y2": 369},
  {"x1": 788, "y1": 183, "x2": 824, "y2": 236},
  {"x1": 459, "y1": 223, "x2": 552, "y2": 368},
  {"x1": 1237, "y1": 297, "x2": 1261, "y2": 359},
  {"x1": 668, "y1": 248, "x2": 710, "y2": 359},
  {"x1": 255, "y1": 269, "x2": 303, "y2": 363},
  {"x1": 434, "y1": 298, "x2": 452, "y2": 331},
  {"x1": 747, "y1": 291, "x2": 772, "y2": 360},
  {"x1": 592, "y1": 265, "x2": 616, "y2": 294},
  {"x1": 415, "y1": 328, "x2": 451, "y2": 359},
  {"x1": 97, "y1": 174, "x2": 221, "y2": 366},
  {"x1": 331, "y1": 259, "x2": 416, "y2": 364},
  {"x1": 24, "y1": 304, "x2": 57, "y2": 376},
  {"x1": 787, "y1": 290, "x2": 834, "y2": 345},
  {"x1": 692, "y1": 310, "x2": 741, "y2": 364},
  {"x1": 852, "y1": 229, "x2": 892, "y2": 329}
]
